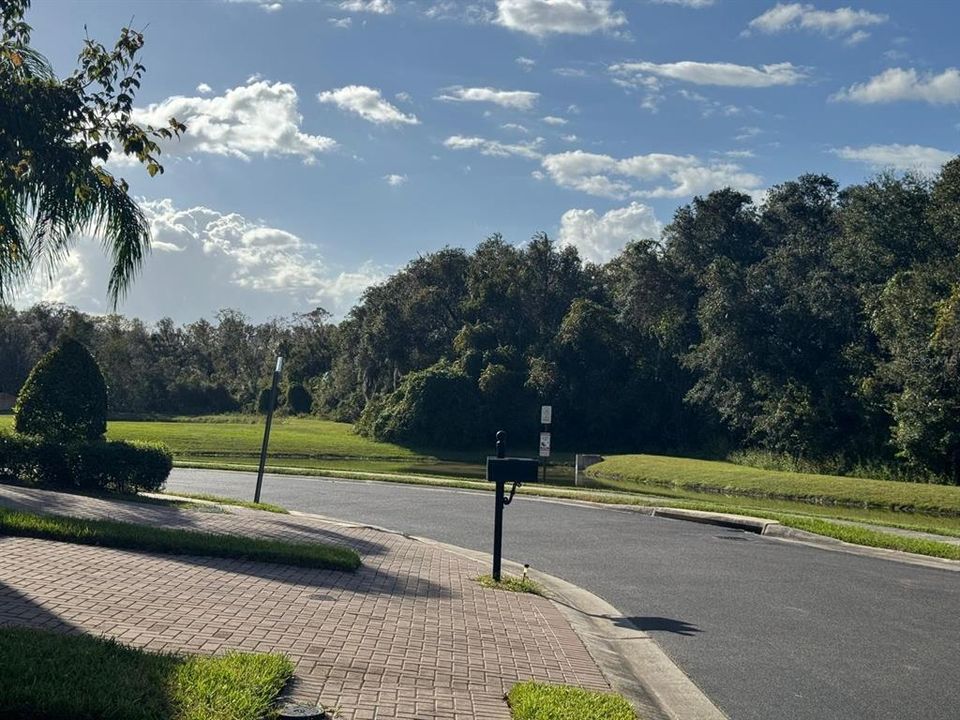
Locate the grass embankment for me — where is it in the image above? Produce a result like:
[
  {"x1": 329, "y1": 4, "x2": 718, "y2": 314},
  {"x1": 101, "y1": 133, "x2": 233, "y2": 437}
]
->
[
  {"x1": 0, "y1": 506, "x2": 360, "y2": 570},
  {"x1": 0, "y1": 627, "x2": 293, "y2": 720},
  {"x1": 508, "y1": 681, "x2": 636, "y2": 720},
  {"x1": 588, "y1": 454, "x2": 960, "y2": 515}
]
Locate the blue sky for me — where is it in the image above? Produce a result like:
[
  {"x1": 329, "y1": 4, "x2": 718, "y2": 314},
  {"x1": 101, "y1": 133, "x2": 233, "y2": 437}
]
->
[{"x1": 19, "y1": 0, "x2": 960, "y2": 322}]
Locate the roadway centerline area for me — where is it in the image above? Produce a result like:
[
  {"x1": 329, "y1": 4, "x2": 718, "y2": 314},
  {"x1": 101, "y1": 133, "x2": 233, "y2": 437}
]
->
[{"x1": 167, "y1": 468, "x2": 960, "y2": 720}]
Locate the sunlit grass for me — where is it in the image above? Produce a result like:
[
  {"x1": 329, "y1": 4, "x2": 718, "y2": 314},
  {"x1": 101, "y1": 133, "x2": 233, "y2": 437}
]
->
[{"x1": 0, "y1": 627, "x2": 294, "y2": 720}]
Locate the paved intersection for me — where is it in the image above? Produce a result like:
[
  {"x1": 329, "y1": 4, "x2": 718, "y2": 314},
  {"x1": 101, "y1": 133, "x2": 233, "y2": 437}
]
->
[{"x1": 168, "y1": 468, "x2": 960, "y2": 720}]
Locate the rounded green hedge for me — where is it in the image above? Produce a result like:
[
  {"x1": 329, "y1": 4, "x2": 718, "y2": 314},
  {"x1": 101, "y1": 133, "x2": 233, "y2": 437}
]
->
[{"x1": 14, "y1": 339, "x2": 108, "y2": 443}]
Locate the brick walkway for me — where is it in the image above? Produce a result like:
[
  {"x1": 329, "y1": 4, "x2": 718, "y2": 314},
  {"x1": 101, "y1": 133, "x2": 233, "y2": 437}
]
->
[{"x1": 0, "y1": 486, "x2": 610, "y2": 719}]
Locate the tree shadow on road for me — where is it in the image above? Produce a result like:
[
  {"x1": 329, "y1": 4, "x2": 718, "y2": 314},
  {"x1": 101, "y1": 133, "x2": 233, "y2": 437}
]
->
[{"x1": 617, "y1": 616, "x2": 702, "y2": 636}]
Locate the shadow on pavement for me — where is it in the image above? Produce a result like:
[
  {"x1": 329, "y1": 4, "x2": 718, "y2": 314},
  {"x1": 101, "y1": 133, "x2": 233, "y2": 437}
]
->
[{"x1": 619, "y1": 616, "x2": 702, "y2": 636}]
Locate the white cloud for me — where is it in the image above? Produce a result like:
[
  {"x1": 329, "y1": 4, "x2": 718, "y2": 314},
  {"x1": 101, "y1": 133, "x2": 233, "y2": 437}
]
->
[
  {"x1": 610, "y1": 60, "x2": 807, "y2": 87},
  {"x1": 317, "y1": 85, "x2": 419, "y2": 124},
  {"x1": 328, "y1": 17, "x2": 353, "y2": 28},
  {"x1": 196, "y1": 82, "x2": 212, "y2": 94},
  {"x1": 516, "y1": 56, "x2": 536, "y2": 71},
  {"x1": 132, "y1": 81, "x2": 337, "y2": 163},
  {"x1": 443, "y1": 135, "x2": 544, "y2": 160},
  {"x1": 832, "y1": 67, "x2": 960, "y2": 105},
  {"x1": 495, "y1": 0, "x2": 627, "y2": 37},
  {"x1": 423, "y1": 2, "x2": 495, "y2": 23},
  {"x1": 383, "y1": 173, "x2": 408, "y2": 186},
  {"x1": 445, "y1": 139, "x2": 748, "y2": 200},
  {"x1": 19, "y1": 198, "x2": 387, "y2": 321},
  {"x1": 436, "y1": 86, "x2": 540, "y2": 110},
  {"x1": 542, "y1": 115, "x2": 568, "y2": 125},
  {"x1": 651, "y1": 0, "x2": 714, "y2": 6},
  {"x1": 745, "y1": 3, "x2": 886, "y2": 41},
  {"x1": 339, "y1": 0, "x2": 394, "y2": 13},
  {"x1": 844, "y1": 30, "x2": 870, "y2": 45},
  {"x1": 561, "y1": 134, "x2": 578, "y2": 142},
  {"x1": 501, "y1": 123, "x2": 531, "y2": 133},
  {"x1": 558, "y1": 202, "x2": 662, "y2": 263},
  {"x1": 554, "y1": 67, "x2": 588, "y2": 78},
  {"x1": 541, "y1": 149, "x2": 763, "y2": 199},
  {"x1": 831, "y1": 144, "x2": 955, "y2": 174}
]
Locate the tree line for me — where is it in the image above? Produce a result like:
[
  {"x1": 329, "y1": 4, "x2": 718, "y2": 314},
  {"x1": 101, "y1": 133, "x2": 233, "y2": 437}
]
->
[{"x1": 2, "y1": 160, "x2": 959, "y2": 483}]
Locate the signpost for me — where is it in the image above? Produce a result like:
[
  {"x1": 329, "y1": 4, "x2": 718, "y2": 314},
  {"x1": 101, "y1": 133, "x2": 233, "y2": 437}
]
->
[
  {"x1": 539, "y1": 405, "x2": 552, "y2": 483},
  {"x1": 254, "y1": 355, "x2": 284, "y2": 504}
]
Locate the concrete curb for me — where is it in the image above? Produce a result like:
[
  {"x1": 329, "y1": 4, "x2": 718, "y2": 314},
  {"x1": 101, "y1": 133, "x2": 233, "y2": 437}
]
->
[
  {"x1": 650, "y1": 507, "x2": 779, "y2": 534},
  {"x1": 285, "y1": 508, "x2": 728, "y2": 720},
  {"x1": 762, "y1": 523, "x2": 960, "y2": 572}
]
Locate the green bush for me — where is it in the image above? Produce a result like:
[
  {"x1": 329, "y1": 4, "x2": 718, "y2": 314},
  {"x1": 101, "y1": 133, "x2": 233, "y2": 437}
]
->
[
  {"x1": 286, "y1": 383, "x2": 312, "y2": 414},
  {"x1": 167, "y1": 379, "x2": 238, "y2": 415},
  {"x1": 14, "y1": 339, "x2": 108, "y2": 442},
  {"x1": 357, "y1": 360, "x2": 484, "y2": 448},
  {"x1": 0, "y1": 433, "x2": 172, "y2": 494},
  {"x1": 257, "y1": 387, "x2": 285, "y2": 414}
]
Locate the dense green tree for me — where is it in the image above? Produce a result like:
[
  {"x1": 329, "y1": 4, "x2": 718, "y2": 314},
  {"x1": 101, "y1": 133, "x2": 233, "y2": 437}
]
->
[{"x1": 0, "y1": 0, "x2": 182, "y2": 303}]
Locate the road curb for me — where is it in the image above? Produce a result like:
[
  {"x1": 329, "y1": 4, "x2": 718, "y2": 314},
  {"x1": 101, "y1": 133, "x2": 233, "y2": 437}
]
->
[
  {"x1": 762, "y1": 523, "x2": 960, "y2": 572},
  {"x1": 285, "y1": 508, "x2": 728, "y2": 720},
  {"x1": 651, "y1": 507, "x2": 779, "y2": 534}
]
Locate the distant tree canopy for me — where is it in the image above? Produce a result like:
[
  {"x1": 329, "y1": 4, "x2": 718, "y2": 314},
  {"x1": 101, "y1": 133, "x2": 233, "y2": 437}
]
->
[{"x1": 3, "y1": 160, "x2": 960, "y2": 482}]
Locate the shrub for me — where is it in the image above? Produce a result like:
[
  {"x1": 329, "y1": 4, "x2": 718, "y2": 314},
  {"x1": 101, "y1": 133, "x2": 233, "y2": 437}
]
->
[
  {"x1": 357, "y1": 361, "x2": 484, "y2": 448},
  {"x1": 257, "y1": 387, "x2": 285, "y2": 414},
  {"x1": 167, "y1": 379, "x2": 239, "y2": 415},
  {"x1": 14, "y1": 339, "x2": 108, "y2": 443},
  {"x1": 0, "y1": 433, "x2": 172, "y2": 494},
  {"x1": 286, "y1": 384, "x2": 312, "y2": 414}
]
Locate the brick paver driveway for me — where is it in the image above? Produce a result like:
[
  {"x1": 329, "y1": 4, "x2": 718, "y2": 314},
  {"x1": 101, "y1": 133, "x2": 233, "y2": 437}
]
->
[{"x1": 0, "y1": 486, "x2": 609, "y2": 719}]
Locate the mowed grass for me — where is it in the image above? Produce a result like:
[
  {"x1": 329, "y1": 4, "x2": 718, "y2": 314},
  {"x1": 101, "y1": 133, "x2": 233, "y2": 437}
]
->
[
  {"x1": 0, "y1": 506, "x2": 361, "y2": 570},
  {"x1": 588, "y1": 454, "x2": 960, "y2": 516},
  {"x1": 0, "y1": 627, "x2": 293, "y2": 720},
  {"x1": 5, "y1": 414, "x2": 959, "y2": 547},
  {"x1": 508, "y1": 681, "x2": 636, "y2": 720}
]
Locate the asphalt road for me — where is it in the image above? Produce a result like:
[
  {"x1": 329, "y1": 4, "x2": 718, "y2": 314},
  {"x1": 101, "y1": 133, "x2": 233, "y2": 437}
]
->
[{"x1": 167, "y1": 468, "x2": 959, "y2": 720}]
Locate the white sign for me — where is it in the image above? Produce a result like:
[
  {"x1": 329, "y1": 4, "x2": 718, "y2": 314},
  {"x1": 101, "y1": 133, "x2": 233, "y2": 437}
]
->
[
  {"x1": 540, "y1": 405, "x2": 553, "y2": 425},
  {"x1": 539, "y1": 432, "x2": 551, "y2": 457}
]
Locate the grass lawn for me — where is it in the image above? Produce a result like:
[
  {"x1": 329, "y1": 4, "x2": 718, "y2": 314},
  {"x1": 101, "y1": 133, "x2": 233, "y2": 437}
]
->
[
  {"x1": 0, "y1": 506, "x2": 361, "y2": 570},
  {"x1": 587, "y1": 454, "x2": 960, "y2": 516},
  {"x1": 508, "y1": 681, "x2": 636, "y2": 720},
  {"x1": 5, "y1": 414, "x2": 959, "y2": 553},
  {"x1": 0, "y1": 626, "x2": 293, "y2": 720}
]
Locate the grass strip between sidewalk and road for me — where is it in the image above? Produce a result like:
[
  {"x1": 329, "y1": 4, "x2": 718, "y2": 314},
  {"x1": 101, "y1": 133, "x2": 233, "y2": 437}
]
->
[
  {"x1": 0, "y1": 506, "x2": 361, "y2": 570},
  {"x1": 0, "y1": 627, "x2": 293, "y2": 720},
  {"x1": 475, "y1": 574, "x2": 544, "y2": 595},
  {"x1": 159, "y1": 491, "x2": 289, "y2": 514},
  {"x1": 508, "y1": 681, "x2": 636, "y2": 720}
]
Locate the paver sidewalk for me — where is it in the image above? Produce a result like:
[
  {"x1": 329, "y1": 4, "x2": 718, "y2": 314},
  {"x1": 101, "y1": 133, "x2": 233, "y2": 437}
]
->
[{"x1": 0, "y1": 486, "x2": 610, "y2": 719}]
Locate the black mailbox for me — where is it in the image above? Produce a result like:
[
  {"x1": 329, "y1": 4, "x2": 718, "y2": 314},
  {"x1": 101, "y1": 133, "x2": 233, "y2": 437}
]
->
[{"x1": 486, "y1": 457, "x2": 540, "y2": 484}]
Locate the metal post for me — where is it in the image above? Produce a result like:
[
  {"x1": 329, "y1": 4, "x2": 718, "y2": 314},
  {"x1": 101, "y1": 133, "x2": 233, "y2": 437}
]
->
[
  {"x1": 493, "y1": 430, "x2": 505, "y2": 581},
  {"x1": 254, "y1": 355, "x2": 283, "y2": 504}
]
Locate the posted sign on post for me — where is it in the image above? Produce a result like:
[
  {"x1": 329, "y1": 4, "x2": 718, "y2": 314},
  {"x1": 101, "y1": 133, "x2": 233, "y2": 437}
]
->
[
  {"x1": 540, "y1": 405, "x2": 552, "y2": 425},
  {"x1": 539, "y1": 432, "x2": 551, "y2": 457}
]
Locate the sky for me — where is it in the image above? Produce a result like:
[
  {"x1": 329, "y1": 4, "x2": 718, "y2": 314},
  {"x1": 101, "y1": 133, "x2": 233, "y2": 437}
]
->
[{"x1": 16, "y1": 0, "x2": 960, "y2": 323}]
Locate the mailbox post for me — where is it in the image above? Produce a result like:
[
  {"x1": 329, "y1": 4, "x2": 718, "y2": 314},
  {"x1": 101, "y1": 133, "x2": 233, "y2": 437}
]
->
[{"x1": 486, "y1": 431, "x2": 538, "y2": 581}]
